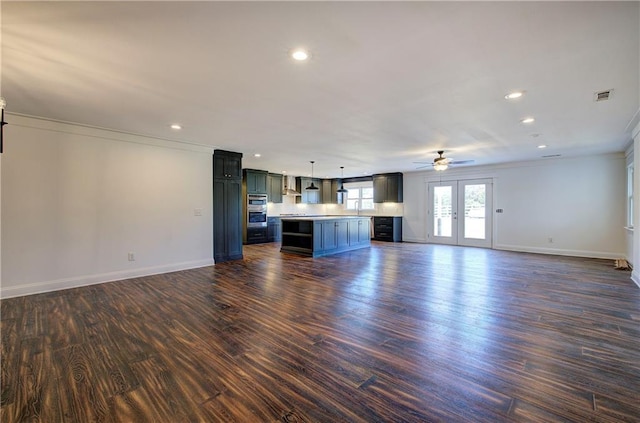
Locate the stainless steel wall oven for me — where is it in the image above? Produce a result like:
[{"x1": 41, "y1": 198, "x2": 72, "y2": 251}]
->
[{"x1": 247, "y1": 194, "x2": 267, "y2": 228}]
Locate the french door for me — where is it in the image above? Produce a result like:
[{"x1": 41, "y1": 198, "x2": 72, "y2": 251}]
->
[{"x1": 427, "y1": 178, "x2": 493, "y2": 248}]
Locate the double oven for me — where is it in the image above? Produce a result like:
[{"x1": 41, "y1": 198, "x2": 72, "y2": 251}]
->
[
  {"x1": 245, "y1": 194, "x2": 268, "y2": 244},
  {"x1": 247, "y1": 194, "x2": 268, "y2": 228}
]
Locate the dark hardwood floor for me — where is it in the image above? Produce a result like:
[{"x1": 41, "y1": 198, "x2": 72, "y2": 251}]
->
[{"x1": 2, "y1": 242, "x2": 639, "y2": 422}]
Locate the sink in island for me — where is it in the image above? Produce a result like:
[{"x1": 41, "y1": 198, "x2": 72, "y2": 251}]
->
[{"x1": 280, "y1": 216, "x2": 371, "y2": 257}]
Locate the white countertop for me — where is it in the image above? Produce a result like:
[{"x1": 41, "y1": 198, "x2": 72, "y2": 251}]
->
[{"x1": 270, "y1": 214, "x2": 401, "y2": 218}]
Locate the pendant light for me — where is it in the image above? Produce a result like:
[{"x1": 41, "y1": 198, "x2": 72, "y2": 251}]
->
[
  {"x1": 337, "y1": 166, "x2": 348, "y2": 193},
  {"x1": 306, "y1": 161, "x2": 319, "y2": 190},
  {"x1": 0, "y1": 97, "x2": 7, "y2": 154}
]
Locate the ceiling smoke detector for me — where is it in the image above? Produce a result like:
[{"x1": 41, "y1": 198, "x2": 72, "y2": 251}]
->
[{"x1": 594, "y1": 89, "x2": 613, "y2": 102}]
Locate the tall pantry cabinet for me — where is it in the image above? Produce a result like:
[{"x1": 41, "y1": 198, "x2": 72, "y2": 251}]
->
[{"x1": 213, "y1": 150, "x2": 243, "y2": 262}]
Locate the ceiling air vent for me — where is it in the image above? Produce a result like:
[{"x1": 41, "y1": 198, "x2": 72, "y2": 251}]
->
[{"x1": 594, "y1": 89, "x2": 613, "y2": 102}]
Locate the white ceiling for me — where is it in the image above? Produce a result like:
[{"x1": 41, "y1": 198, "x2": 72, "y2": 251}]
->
[{"x1": 2, "y1": 1, "x2": 639, "y2": 178}]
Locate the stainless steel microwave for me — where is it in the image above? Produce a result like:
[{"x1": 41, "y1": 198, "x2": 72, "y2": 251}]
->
[{"x1": 247, "y1": 194, "x2": 267, "y2": 207}]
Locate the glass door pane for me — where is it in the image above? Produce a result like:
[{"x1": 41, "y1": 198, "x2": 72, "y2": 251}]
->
[
  {"x1": 434, "y1": 186, "x2": 452, "y2": 237},
  {"x1": 428, "y1": 182, "x2": 458, "y2": 245},
  {"x1": 458, "y1": 179, "x2": 493, "y2": 248},
  {"x1": 463, "y1": 184, "x2": 486, "y2": 239}
]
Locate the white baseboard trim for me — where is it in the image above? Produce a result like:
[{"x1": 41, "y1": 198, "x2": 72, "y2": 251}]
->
[
  {"x1": 402, "y1": 237, "x2": 428, "y2": 243},
  {"x1": 0, "y1": 259, "x2": 215, "y2": 299},
  {"x1": 631, "y1": 271, "x2": 640, "y2": 289},
  {"x1": 493, "y1": 243, "x2": 624, "y2": 260},
  {"x1": 401, "y1": 239, "x2": 624, "y2": 260}
]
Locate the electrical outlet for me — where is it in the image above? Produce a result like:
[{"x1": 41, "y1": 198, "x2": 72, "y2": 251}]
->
[{"x1": 128, "y1": 252, "x2": 135, "y2": 261}]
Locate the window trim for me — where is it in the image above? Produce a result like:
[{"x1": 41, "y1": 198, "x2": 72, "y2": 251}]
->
[{"x1": 344, "y1": 181, "x2": 375, "y2": 211}]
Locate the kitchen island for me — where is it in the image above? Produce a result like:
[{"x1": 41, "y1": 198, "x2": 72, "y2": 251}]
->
[{"x1": 280, "y1": 216, "x2": 371, "y2": 257}]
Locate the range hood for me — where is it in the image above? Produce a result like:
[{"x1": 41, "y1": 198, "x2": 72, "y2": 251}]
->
[{"x1": 282, "y1": 175, "x2": 301, "y2": 196}]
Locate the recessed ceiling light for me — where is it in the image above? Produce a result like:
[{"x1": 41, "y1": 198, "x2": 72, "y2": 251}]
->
[
  {"x1": 170, "y1": 124, "x2": 182, "y2": 130},
  {"x1": 537, "y1": 144, "x2": 547, "y2": 149},
  {"x1": 254, "y1": 153, "x2": 261, "y2": 158},
  {"x1": 505, "y1": 91, "x2": 524, "y2": 100},
  {"x1": 521, "y1": 117, "x2": 535, "y2": 124},
  {"x1": 291, "y1": 49, "x2": 310, "y2": 61}
]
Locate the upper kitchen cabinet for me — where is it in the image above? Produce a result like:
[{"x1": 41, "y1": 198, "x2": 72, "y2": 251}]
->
[
  {"x1": 214, "y1": 151, "x2": 242, "y2": 180},
  {"x1": 373, "y1": 172, "x2": 403, "y2": 203},
  {"x1": 295, "y1": 177, "x2": 321, "y2": 204},
  {"x1": 243, "y1": 169, "x2": 268, "y2": 194},
  {"x1": 321, "y1": 179, "x2": 344, "y2": 204},
  {"x1": 267, "y1": 173, "x2": 283, "y2": 203}
]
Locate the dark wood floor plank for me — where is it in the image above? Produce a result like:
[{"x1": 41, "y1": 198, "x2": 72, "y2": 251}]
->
[
  {"x1": 2, "y1": 242, "x2": 640, "y2": 422},
  {"x1": 53, "y1": 343, "x2": 110, "y2": 423},
  {"x1": 1, "y1": 316, "x2": 19, "y2": 409}
]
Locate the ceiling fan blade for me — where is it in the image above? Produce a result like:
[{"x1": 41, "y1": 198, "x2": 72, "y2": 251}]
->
[
  {"x1": 415, "y1": 164, "x2": 433, "y2": 170},
  {"x1": 413, "y1": 161, "x2": 432, "y2": 164},
  {"x1": 449, "y1": 160, "x2": 475, "y2": 165}
]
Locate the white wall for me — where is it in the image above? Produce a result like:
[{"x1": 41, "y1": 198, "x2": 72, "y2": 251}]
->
[
  {"x1": 1, "y1": 115, "x2": 214, "y2": 298},
  {"x1": 404, "y1": 154, "x2": 627, "y2": 259}
]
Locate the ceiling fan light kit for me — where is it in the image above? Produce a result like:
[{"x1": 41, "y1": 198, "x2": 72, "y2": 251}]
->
[
  {"x1": 433, "y1": 151, "x2": 449, "y2": 171},
  {"x1": 434, "y1": 162, "x2": 448, "y2": 171},
  {"x1": 413, "y1": 150, "x2": 474, "y2": 171}
]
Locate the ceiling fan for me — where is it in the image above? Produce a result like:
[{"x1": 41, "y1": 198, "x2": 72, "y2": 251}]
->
[{"x1": 414, "y1": 150, "x2": 474, "y2": 171}]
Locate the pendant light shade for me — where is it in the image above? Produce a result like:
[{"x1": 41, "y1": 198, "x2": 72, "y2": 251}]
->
[
  {"x1": 337, "y1": 166, "x2": 348, "y2": 193},
  {"x1": 306, "y1": 161, "x2": 319, "y2": 190}
]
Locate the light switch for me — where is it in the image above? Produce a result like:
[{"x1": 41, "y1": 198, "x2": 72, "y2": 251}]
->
[{"x1": 194, "y1": 208, "x2": 203, "y2": 216}]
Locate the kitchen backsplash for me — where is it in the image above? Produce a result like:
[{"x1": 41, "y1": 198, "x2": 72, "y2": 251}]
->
[{"x1": 267, "y1": 195, "x2": 403, "y2": 216}]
